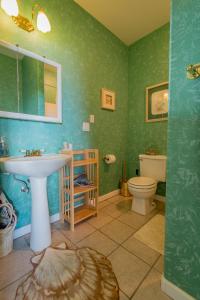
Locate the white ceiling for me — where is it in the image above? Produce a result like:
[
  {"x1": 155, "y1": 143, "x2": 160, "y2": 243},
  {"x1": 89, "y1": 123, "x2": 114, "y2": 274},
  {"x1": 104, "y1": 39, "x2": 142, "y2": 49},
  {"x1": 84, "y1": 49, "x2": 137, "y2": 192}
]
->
[{"x1": 74, "y1": 0, "x2": 170, "y2": 45}]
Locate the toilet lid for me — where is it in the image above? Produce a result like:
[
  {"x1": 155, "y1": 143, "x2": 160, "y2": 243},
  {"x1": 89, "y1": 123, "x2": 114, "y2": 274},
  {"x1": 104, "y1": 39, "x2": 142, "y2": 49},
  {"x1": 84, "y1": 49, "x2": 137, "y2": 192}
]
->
[{"x1": 128, "y1": 177, "x2": 156, "y2": 187}]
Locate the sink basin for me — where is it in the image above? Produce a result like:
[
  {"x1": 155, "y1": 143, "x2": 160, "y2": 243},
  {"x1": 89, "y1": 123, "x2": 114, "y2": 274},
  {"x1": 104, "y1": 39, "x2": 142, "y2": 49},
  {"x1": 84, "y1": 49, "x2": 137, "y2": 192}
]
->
[
  {"x1": 4, "y1": 154, "x2": 69, "y2": 178},
  {"x1": 4, "y1": 154, "x2": 71, "y2": 252}
]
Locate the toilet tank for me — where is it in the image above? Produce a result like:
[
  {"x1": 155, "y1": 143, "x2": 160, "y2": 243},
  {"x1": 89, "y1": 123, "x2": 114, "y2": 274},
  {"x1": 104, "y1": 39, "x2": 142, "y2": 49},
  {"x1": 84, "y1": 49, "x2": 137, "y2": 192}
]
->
[{"x1": 139, "y1": 154, "x2": 167, "y2": 182}]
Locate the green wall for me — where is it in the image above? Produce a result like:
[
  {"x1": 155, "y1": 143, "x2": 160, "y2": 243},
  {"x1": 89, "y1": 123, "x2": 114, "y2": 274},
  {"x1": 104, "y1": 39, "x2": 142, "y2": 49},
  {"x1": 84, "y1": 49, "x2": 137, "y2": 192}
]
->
[
  {"x1": 164, "y1": 1, "x2": 200, "y2": 298},
  {"x1": 0, "y1": 0, "x2": 128, "y2": 228},
  {"x1": 128, "y1": 24, "x2": 169, "y2": 195}
]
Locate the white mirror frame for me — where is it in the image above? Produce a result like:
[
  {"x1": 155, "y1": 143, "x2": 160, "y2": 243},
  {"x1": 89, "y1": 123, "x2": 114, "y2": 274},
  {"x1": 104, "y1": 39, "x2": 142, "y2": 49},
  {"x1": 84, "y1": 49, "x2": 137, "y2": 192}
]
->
[{"x1": 0, "y1": 40, "x2": 62, "y2": 123}]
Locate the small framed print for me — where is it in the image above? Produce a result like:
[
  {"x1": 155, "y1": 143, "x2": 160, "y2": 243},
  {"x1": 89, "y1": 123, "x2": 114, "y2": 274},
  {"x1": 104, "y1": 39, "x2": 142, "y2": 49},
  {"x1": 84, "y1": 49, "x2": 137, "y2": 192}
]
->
[
  {"x1": 101, "y1": 88, "x2": 115, "y2": 111},
  {"x1": 146, "y1": 82, "x2": 169, "y2": 122}
]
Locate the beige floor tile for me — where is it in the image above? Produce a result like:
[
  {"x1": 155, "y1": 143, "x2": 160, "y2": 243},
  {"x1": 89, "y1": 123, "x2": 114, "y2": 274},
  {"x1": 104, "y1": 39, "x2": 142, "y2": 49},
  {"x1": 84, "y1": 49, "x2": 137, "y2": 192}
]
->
[
  {"x1": 116, "y1": 198, "x2": 132, "y2": 212},
  {"x1": 101, "y1": 220, "x2": 135, "y2": 244},
  {"x1": 51, "y1": 220, "x2": 70, "y2": 231},
  {"x1": 122, "y1": 236, "x2": 160, "y2": 266},
  {"x1": 98, "y1": 200, "x2": 110, "y2": 209},
  {"x1": 108, "y1": 195, "x2": 127, "y2": 204},
  {"x1": 87, "y1": 211, "x2": 113, "y2": 229},
  {"x1": 131, "y1": 269, "x2": 172, "y2": 300},
  {"x1": 77, "y1": 230, "x2": 118, "y2": 256},
  {"x1": 118, "y1": 209, "x2": 157, "y2": 230},
  {"x1": 101, "y1": 203, "x2": 126, "y2": 218},
  {"x1": 133, "y1": 214, "x2": 164, "y2": 255},
  {"x1": 119, "y1": 290, "x2": 129, "y2": 299},
  {"x1": 109, "y1": 247, "x2": 150, "y2": 297},
  {"x1": 25, "y1": 229, "x2": 77, "y2": 250},
  {"x1": 0, "y1": 248, "x2": 33, "y2": 290},
  {"x1": 154, "y1": 255, "x2": 164, "y2": 274},
  {"x1": 61, "y1": 222, "x2": 96, "y2": 244},
  {"x1": 13, "y1": 236, "x2": 30, "y2": 250},
  {"x1": 155, "y1": 200, "x2": 165, "y2": 212},
  {"x1": 51, "y1": 229, "x2": 76, "y2": 249},
  {"x1": 118, "y1": 212, "x2": 146, "y2": 230},
  {"x1": 0, "y1": 272, "x2": 31, "y2": 300}
]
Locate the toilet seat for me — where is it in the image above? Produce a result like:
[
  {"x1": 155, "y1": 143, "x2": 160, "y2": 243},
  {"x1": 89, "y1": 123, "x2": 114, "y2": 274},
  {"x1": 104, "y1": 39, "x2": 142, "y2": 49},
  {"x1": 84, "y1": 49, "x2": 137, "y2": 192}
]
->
[{"x1": 128, "y1": 177, "x2": 156, "y2": 189}]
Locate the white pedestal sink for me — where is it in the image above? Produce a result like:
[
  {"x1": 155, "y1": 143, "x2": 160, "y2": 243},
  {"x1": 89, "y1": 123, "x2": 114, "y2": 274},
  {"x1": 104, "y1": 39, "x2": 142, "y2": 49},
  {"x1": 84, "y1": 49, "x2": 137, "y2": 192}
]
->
[{"x1": 4, "y1": 154, "x2": 71, "y2": 252}]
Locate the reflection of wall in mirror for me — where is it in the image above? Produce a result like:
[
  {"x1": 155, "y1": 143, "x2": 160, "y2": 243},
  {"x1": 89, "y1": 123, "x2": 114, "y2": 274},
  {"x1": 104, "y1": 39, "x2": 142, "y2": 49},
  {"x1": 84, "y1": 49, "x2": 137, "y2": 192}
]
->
[
  {"x1": 44, "y1": 64, "x2": 57, "y2": 117},
  {"x1": 0, "y1": 52, "x2": 22, "y2": 113},
  {"x1": 22, "y1": 57, "x2": 45, "y2": 116},
  {"x1": 45, "y1": 102, "x2": 57, "y2": 117}
]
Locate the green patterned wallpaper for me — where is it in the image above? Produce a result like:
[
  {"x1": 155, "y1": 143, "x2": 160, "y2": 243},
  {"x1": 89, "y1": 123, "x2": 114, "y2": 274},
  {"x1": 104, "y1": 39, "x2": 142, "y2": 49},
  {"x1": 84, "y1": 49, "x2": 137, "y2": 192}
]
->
[
  {"x1": 0, "y1": 0, "x2": 170, "y2": 232},
  {"x1": 127, "y1": 24, "x2": 169, "y2": 195},
  {"x1": 164, "y1": 1, "x2": 200, "y2": 298},
  {"x1": 0, "y1": 0, "x2": 128, "y2": 228}
]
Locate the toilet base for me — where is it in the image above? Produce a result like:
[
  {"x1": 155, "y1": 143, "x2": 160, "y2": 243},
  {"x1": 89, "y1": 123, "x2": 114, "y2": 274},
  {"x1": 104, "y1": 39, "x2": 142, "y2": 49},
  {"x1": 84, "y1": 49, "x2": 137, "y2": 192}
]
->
[{"x1": 131, "y1": 196, "x2": 156, "y2": 215}]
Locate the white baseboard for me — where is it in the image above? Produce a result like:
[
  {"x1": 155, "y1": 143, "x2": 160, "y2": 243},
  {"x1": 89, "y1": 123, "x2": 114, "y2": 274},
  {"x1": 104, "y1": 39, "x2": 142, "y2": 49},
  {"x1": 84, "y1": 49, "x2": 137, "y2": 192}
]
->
[
  {"x1": 14, "y1": 213, "x2": 60, "y2": 239},
  {"x1": 161, "y1": 276, "x2": 195, "y2": 300},
  {"x1": 98, "y1": 189, "x2": 120, "y2": 202},
  {"x1": 155, "y1": 194, "x2": 166, "y2": 202}
]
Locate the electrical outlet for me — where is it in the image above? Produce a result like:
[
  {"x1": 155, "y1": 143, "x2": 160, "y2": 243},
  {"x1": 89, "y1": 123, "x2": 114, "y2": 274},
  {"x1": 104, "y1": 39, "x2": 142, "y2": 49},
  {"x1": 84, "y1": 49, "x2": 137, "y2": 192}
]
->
[{"x1": 82, "y1": 122, "x2": 90, "y2": 132}]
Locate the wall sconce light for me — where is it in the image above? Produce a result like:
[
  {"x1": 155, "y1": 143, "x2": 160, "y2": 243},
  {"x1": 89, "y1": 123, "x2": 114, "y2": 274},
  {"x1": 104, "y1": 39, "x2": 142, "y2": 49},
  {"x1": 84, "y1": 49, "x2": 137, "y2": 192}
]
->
[{"x1": 1, "y1": 0, "x2": 51, "y2": 33}]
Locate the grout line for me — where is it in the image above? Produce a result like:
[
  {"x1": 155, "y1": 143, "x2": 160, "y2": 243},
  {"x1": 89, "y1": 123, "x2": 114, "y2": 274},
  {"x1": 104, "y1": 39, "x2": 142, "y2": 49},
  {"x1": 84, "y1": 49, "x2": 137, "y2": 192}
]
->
[
  {"x1": 120, "y1": 243, "x2": 160, "y2": 268},
  {"x1": 119, "y1": 289, "x2": 130, "y2": 299},
  {"x1": 86, "y1": 214, "x2": 116, "y2": 230},
  {"x1": 130, "y1": 254, "x2": 163, "y2": 299},
  {"x1": 0, "y1": 271, "x2": 31, "y2": 292},
  {"x1": 130, "y1": 266, "x2": 153, "y2": 299},
  {"x1": 60, "y1": 227, "x2": 97, "y2": 245}
]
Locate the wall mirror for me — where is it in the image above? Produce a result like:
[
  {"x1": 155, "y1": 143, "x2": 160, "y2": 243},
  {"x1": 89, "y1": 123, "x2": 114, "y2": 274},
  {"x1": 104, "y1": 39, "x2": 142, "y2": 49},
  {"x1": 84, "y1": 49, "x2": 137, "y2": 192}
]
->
[{"x1": 0, "y1": 41, "x2": 62, "y2": 123}]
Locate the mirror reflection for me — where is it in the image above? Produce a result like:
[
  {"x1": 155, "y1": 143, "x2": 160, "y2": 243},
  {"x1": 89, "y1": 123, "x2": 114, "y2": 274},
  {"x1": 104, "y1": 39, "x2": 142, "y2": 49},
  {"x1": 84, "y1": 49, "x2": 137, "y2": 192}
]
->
[{"x1": 0, "y1": 43, "x2": 60, "y2": 121}]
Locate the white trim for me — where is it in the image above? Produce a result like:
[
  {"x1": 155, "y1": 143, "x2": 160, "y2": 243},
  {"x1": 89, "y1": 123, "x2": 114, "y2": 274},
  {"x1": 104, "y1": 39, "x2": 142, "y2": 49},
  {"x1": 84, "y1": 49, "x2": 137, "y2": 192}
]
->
[
  {"x1": 98, "y1": 189, "x2": 120, "y2": 202},
  {"x1": 0, "y1": 40, "x2": 62, "y2": 123},
  {"x1": 14, "y1": 213, "x2": 60, "y2": 239},
  {"x1": 155, "y1": 194, "x2": 166, "y2": 202},
  {"x1": 161, "y1": 276, "x2": 195, "y2": 300}
]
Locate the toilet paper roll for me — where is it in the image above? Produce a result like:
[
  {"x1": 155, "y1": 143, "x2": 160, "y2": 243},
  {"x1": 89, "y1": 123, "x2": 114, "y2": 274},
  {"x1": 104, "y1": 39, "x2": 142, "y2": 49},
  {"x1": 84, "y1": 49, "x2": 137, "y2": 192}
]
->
[{"x1": 104, "y1": 154, "x2": 116, "y2": 164}]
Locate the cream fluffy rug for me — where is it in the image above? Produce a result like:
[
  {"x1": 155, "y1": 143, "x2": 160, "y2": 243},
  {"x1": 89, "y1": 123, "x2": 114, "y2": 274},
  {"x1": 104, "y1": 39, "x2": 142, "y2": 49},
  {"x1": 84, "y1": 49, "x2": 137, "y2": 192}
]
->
[{"x1": 134, "y1": 214, "x2": 165, "y2": 254}]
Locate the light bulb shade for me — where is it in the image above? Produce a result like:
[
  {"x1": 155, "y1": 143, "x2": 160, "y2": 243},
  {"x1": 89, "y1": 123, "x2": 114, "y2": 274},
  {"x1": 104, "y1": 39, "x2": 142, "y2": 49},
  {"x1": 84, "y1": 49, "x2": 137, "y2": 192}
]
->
[
  {"x1": 37, "y1": 11, "x2": 51, "y2": 33},
  {"x1": 1, "y1": 0, "x2": 19, "y2": 16}
]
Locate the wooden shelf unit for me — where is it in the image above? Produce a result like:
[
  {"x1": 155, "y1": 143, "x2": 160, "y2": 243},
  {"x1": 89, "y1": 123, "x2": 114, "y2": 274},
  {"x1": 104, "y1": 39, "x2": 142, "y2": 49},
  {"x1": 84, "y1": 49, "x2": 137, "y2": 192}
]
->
[{"x1": 60, "y1": 149, "x2": 99, "y2": 230}]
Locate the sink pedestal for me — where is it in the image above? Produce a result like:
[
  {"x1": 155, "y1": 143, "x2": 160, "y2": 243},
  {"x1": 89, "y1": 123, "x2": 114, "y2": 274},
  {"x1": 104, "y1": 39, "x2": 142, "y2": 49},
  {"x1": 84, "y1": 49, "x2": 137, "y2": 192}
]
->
[{"x1": 30, "y1": 177, "x2": 51, "y2": 252}]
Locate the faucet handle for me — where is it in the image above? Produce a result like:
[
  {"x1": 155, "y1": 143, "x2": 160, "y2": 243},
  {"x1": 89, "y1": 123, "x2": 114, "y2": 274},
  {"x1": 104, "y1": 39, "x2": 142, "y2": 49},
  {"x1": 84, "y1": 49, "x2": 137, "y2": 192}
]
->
[{"x1": 19, "y1": 149, "x2": 31, "y2": 156}]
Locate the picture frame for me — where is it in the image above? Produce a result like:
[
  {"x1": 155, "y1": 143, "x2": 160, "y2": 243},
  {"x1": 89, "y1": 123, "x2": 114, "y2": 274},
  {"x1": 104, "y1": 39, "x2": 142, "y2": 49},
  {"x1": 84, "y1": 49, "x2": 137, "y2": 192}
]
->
[
  {"x1": 146, "y1": 82, "x2": 169, "y2": 122},
  {"x1": 101, "y1": 88, "x2": 115, "y2": 111}
]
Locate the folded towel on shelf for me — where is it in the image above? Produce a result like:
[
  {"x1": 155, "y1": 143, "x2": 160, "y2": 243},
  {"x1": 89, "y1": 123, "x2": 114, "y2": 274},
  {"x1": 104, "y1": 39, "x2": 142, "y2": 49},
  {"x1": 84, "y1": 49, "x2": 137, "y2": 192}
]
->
[{"x1": 74, "y1": 174, "x2": 94, "y2": 187}]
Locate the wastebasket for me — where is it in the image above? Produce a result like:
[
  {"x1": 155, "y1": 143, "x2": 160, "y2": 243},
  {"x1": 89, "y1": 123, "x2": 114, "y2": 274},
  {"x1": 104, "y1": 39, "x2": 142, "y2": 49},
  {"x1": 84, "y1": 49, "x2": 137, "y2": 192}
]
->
[{"x1": 0, "y1": 203, "x2": 17, "y2": 257}]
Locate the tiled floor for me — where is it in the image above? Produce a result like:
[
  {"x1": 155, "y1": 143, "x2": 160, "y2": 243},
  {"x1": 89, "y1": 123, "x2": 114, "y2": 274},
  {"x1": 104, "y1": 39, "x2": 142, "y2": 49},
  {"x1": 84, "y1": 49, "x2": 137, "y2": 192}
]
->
[{"x1": 0, "y1": 195, "x2": 171, "y2": 300}]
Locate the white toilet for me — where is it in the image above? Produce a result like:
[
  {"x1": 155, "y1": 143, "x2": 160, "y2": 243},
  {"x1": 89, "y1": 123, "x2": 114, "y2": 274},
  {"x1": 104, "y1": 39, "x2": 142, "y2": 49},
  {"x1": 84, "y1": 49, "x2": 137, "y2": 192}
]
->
[{"x1": 128, "y1": 154, "x2": 167, "y2": 215}]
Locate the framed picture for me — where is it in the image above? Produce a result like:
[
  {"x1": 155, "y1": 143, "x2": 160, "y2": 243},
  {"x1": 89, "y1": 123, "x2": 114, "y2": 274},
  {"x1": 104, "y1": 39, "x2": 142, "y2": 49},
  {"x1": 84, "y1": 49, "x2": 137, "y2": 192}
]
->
[
  {"x1": 101, "y1": 88, "x2": 115, "y2": 111},
  {"x1": 146, "y1": 82, "x2": 169, "y2": 122}
]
